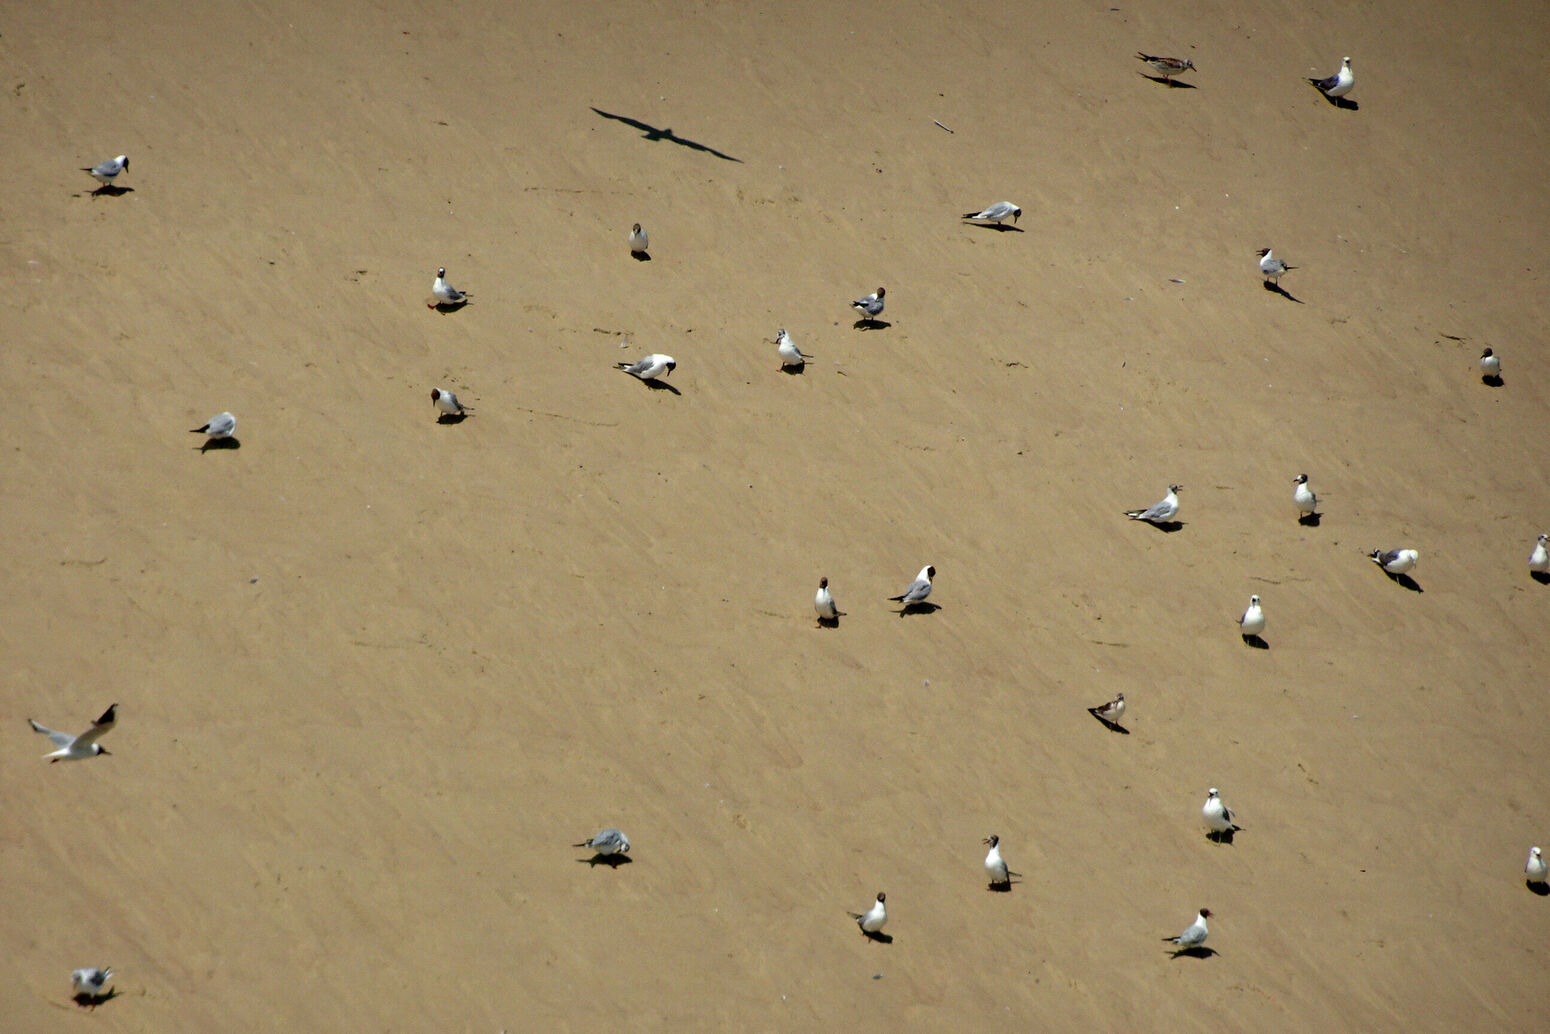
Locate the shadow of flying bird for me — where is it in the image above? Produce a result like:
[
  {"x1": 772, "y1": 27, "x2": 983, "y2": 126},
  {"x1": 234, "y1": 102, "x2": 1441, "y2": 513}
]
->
[{"x1": 590, "y1": 108, "x2": 743, "y2": 162}]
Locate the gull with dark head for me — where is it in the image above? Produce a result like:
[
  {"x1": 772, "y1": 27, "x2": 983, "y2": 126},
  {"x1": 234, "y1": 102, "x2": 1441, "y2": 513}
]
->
[
  {"x1": 775, "y1": 328, "x2": 813, "y2": 369},
  {"x1": 1257, "y1": 248, "x2": 1296, "y2": 285},
  {"x1": 962, "y1": 201, "x2": 1021, "y2": 226},
  {"x1": 1136, "y1": 53, "x2": 1196, "y2": 82},
  {"x1": 429, "y1": 268, "x2": 469, "y2": 308},
  {"x1": 1480, "y1": 348, "x2": 1502, "y2": 381},
  {"x1": 852, "y1": 287, "x2": 886, "y2": 320},
  {"x1": 1125, "y1": 484, "x2": 1181, "y2": 524},
  {"x1": 1163, "y1": 908, "x2": 1212, "y2": 954},
  {"x1": 430, "y1": 388, "x2": 470, "y2": 418},
  {"x1": 616, "y1": 353, "x2": 676, "y2": 381},
  {"x1": 982, "y1": 835, "x2": 1022, "y2": 889},
  {"x1": 815, "y1": 577, "x2": 842, "y2": 623},
  {"x1": 82, "y1": 155, "x2": 129, "y2": 190},
  {"x1": 29, "y1": 704, "x2": 117, "y2": 762},
  {"x1": 848, "y1": 891, "x2": 888, "y2": 936},
  {"x1": 1293, "y1": 473, "x2": 1318, "y2": 518},
  {"x1": 1202, "y1": 787, "x2": 1242, "y2": 838},
  {"x1": 1087, "y1": 692, "x2": 1126, "y2": 726},
  {"x1": 889, "y1": 564, "x2": 934, "y2": 606},
  {"x1": 628, "y1": 223, "x2": 649, "y2": 256}
]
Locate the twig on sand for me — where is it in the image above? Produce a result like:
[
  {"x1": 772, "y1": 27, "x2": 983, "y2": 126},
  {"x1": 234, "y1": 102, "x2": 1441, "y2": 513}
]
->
[{"x1": 933, "y1": 120, "x2": 954, "y2": 134}]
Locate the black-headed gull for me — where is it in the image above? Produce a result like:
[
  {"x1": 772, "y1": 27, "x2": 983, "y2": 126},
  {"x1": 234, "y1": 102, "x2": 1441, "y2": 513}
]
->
[
  {"x1": 628, "y1": 223, "x2": 649, "y2": 255},
  {"x1": 1480, "y1": 348, "x2": 1501, "y2": 380},
  {"x1": 72, "y1": 967, "x2": 113, "y2": 997},
  {"x1": 1529, "y1": 534, "x2": 1549, "y2": 573},
  {"x1": 1293, "y1": 473, "x2": 1318, "y2": 518},
  {"x1": 982, "y1": 835, "x2": 1022, "y2": 888},
  {"x1": 29, "y1": 703, "x2": 116, "y2": 762},
  {"x1": 852, "y1": 287, "x2": 885, "y2": 320},
  {"x1": 962, "y1": 201, "x2": 1021, "y2": 225},
  {"x1": 775, "y1": 328, "x2": 812, "y2": 369},
  {"x1": 1370, "y1": 548, "x2": 1418, "y2": 575},
  {"x1": 190, "y1": 412, "x2": 237, "y2": 439},
  {"x1": 1239, "y1": 595, "x2": 1265, "y2": 638},
  {"x1": 815, "y1": 577, "x2": 842, "y2": 623},
  {"x1": 1308, "y1": 56, "x2": 1354, "y2": 99},
  {"x1": 1125, "y1": 484, "x2": 1181, "y2": 523},
  {"x1": 1256, "y1": 248, "x2": 1296, "y2": 285},
  {"x1": 1087, "y1": 692, "x2": 1126, "y2": 724},
  {"x1": 616, "y1": 353, "x2": 676, "y2": 380},
  {"x1": 82, "y1": 155, "x2": 128, "y2": 188},
  {"x1": 848, "y1": 891, "x2": 887, "y2": 935},
  {"x1": 429, "y1": 268, "x2": 469, "y2": 307},
  {"x1": 574, "y1": 828, "x2": 630, "y2": 857},
  {"x1": 1163, "y1": 908, "x2": 1211, "y2": 953},
  {"x1": 430, "y1": 388, "x2": 470, "y2": 417},
  {"x1": 1136, "y1": 53, "x2": 1195, "y2": 81},
  {"x1": 888, "y1": 564, "x2": 934, "y2": 605},
  {"x1": 1202, "y1": 788, "x2": 1242, "y2": 837},
  {"x1": 1527, "y1": 846, "x2": 1548, "y2": 885}
]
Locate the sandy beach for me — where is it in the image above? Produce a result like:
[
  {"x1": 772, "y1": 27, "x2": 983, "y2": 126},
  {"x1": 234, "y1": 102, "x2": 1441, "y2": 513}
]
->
[{"x1": 3, "y1": 0, "x2": 1548, "y2": 1029}]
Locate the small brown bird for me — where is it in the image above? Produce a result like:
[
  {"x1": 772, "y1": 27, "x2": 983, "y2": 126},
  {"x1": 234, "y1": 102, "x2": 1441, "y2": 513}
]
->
[{"x1": 1137, "y1": 52, "x2": 1196, "y2": 82}]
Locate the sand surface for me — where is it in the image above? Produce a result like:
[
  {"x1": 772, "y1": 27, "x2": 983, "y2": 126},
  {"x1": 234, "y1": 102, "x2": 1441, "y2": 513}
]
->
[{"x1": 4, "y1": 0, "x2": 1549, "y2": 1029}]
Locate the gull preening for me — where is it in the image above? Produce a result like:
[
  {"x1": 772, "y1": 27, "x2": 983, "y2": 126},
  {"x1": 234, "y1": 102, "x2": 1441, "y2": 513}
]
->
[
  {"x1": 1125, "y1": 484, "x2": 1181, "y2": 524},
  {"x1": 430, "y1": 388, "x2": 470, "y2": 418},
  {"x1": 1136, "y1": 52, "x2": 1196, "y2": 82},
  {"x1": 848, "y1": 891, "x2": 888, "y2": 936},
  {"x1": 628, "y1": 223, "x2": 649, "y2": 256},
  {"x1": 574, "y1": 828, "x2": 631, "y2": 859},
  {"x1": 775, "y1": 328, "x2": 812, "y2": 369},
  {"x1": 1293, "y1": 473, "x2": 1319, "y2": 519},
  {"x1": 1308, "y1": 56, "x2": 1354, "y2": 99},
  {"x1": 1370, "y1": 548, "x2": 1419, "y2": 575},
  {"x1": 815, "y1": 576, "x2": 842, "y2": 623},
  {"x1": 29, "y1": 703, "x2": 117, "y2": 762},
  {"x1": 1202, "y1": 787, "x2": 1242, "y2": 838},
  {"x1": 852, "y1": 287, "x2": 886, "y2": 320},
  {"x1": 889, "y1": 564, "x2": 935, "y2": 606},
  {"x1": 1527, "y1": 846, "x2": 1548, "y2": 885},
  {"x1": 72, "y1": 967, "x2": 113, "y2": 1003},
  {"x1": 982, "y1": 834, "x2": 1022, "y2": 889},
  {"x1": 1239, "y1": 595, "x2": 1265, "y2": 639},
  {"x1": 1257, "y1": 248, "x2": 1296, "y2": 285},
  {"x1": 82, "y1": 154, "x2": 129, "y2": 189},
  {"x1": 616, "y1": 353, "x2": 676, "y2": 381},
  {"x1": 961, "y1": 201, "x2": 1021, "y2": 226},
  {"x1": 190, "y1": 412, "x2": 237, "y2": 439},
  {"x1": 1480, "y1": 347, "x2": 1502, "y2": 381},
  {"x1": 1087, "y1": 692, "x2": 1126, "y2": 725},
  {"x1": 1529, "y1": 534, "x2": 1549, "y2": 573},
  {"x1": 429, "y1": 268, "x2": 469, "y2": 308},
  {"x1": 1163, "y1": 908, "x2": 1212, "y2": 954}
]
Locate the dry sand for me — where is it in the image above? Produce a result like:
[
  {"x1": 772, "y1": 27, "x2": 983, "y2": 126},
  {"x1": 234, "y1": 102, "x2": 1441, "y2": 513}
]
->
[{"x1": 3, "y1": 0, "x2": 1549, "y2": 1029}]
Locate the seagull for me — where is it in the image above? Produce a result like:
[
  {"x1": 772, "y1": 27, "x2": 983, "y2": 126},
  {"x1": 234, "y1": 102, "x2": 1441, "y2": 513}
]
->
[
  {"x1": 848, "y1": 891, "x2": 887, "y2": 935},
  {"x1": 1370, "y1": 548, "x2": 1419, "y2": 575},
  {"x1": 429, "y1": 268, "x2": 469, "y2": 307},
  {"x1": 1163, "y1": 908, "x2": 1212, "y2": 953},
  {"x1": 1202, "y1": 788, "x2": 1242, "y2": 837},
  {"x1": 983, "y1": 835, "x2": 1022, "y2": 888},
  {"x1": 430, "y1": 388, "x2": 470, "y2": 417},
  {"x1": 72, "y1": 967, "x2": 113, "y2": 1000},
  {"x1": 1293, "y1": 473, "x2": 1318, "y2": 518},
  {"x1": 616, "y1": 353, "x2": 676, "y2": 381},
  {"x1": 1087, "y1": 692, "x2": 1126, "y2": 724},
  {"x1": 1308, "y1": 56, "x2": 1354, "y2": 99},
  {"x1": 962, "y1": 201, "x2": 1021, "y2": 225},
  {"x1": 1530, "y1": 534, "x2": 1549, "y2": 573},
  {"x1": 574, "y1": 828, "x2": 630, "y2": 858},
  {"x1": 29, "y1": 703, "x2": 117, "y2": 762},
  {"x1": 815, "y1": 577, "x2": 842, "y2": 622},
  {"x1": 190, "y1": 412, "x2": 237, "y2": 439},
  {"x1": 852, "y1": 287, "x2": 886, "y2": 320},
  {"x1": 775, "y1": 328, "x2": 812, "y2": 369},
  {"x1": 1239, "y1": 595, "x2": 1266, "y2": 638},
  {"x1": 889, "y1": 564, "x2": 935, "y2": 605},
  {"x1": 1125, "y1": 484, "x2": 1181, "y2": 524},
  {"x1": 628, "y1": 223, "x2": 649, "y2": 255},
  {"x1": 1256, "y1": 248, "x2": 1297, "y2": 285},
  {"x1": 82, "y1": 154, "x2": 129, "y2": 189},
  {"x1": 1480, "y1": 347, "x2": 1501, "y2": 380},
  {"x1": 1136, "y1": 52, "x2": 1196, "y2": 82},
  {"x1": 1527, "y1": 846, "x2": 1548, "y2": 885}
]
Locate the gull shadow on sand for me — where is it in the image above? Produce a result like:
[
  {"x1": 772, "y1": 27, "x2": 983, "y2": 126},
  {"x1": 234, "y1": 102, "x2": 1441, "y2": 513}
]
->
[
  {"x1": 590, "y1": 108, "x2": 743, "y2": 163},
  {"x1": 853, "y1": 318, "x2": 891, "y2": 331},
  {"x1": 1298, "y1": 512, "x2": 1323, "y2": 527},
  {"x1": 897, "y1": 601, "x2": 941, "y2": 618},
  {"x1": 436, "y1": 413, "x2": 470, "y2": 425},
  {"x1": 1169, "y1": 946, "x2": 1218, "y2": 960},
  {"x1": 1482, "y1": 374, "x2": 1504, "y2": 387},
  {"x1": 84, "y1": 185, "x2": 134, "y2": 198},
  {"x1": 1527, "y1": 881, "x2": 1550, "y2": 896},
  {"x1": 1263, "y1": 280, "x2": 1304, "y2": 303},
  {"x1": 780, "y1": 364, "x2": 807, "y2": 376},
  {"x1": 1087, "y1": 711, "x2": 1130, "y2": 735},
  {"x1": 1531, "y1": 572, "x2": 1550, "y2": 586},
  {"x1": 639, "y1": 379, "x2": 682, "y2": 396},
  {"x1": 1383, "y1": 572, "x2": 1423, "y2": 593},
  {"x1": 1242, "y1": 634, "x2": 1269, "y2": 650},
  {"x1": 198, "y1": 437, "x2": 241, "y2": 454},
  {"x1": 1139, "y1": 520, "x2": 1185, "y2": 533},
  {"x1": 74, "y1": 989, "x2": 121, "y2": 1010},
  {"x1": 1206, "y1": 829, "x2": 1239, "y2": 845},
  {"x1": 964, "y1": 222, "x2": 1024, "y2": 233},
  {"x1": 1317, "y1": 94, "x2": 1359, "y2": 111},
  {"x1": 578, "y1": 853, "x2": 633, "y2": 869},
  {"x1": 987, "y1": 878, "x2": 1021, "y2": 893},
  {"x1": 630, "y1": 251, "x2": 652, "y2": 262},
  {"x1": 1140, "y1": 74, "x2": 1198, "y2": 89},
  {"x1": 860, "y1": 931, "x2": 894, "y2": 945},
  {"x1": 431, "y1": 299, "x2": 470, "y2": 314},
  {"x1": 817, "y1": 615, "x2": 842, "y2": 629}
]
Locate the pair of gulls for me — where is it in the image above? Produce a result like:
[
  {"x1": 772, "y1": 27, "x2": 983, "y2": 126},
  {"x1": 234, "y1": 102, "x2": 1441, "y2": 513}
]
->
[
  {"x1": 28, "y1": 704, "x2": 117, "y2": 761},
  {"x1": 1135, "y1": 51, "x2": 1354, "y2": 101},
  {"x1": 847, "y1": 836, "x2": 1023, "y2": 937},
  {"x1": 814, "y1": 565, "x2": 935, "y2": 620}
]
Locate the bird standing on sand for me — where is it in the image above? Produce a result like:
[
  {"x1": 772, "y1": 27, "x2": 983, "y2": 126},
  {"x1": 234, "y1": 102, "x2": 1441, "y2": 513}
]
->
[
  {"x1": 1087, "y1": 692, "x2": 1126, "y2": 725},
  {"x1": 1480, "y1": 348, "x2": 1501, "y2": 380},
  {"x1": 1239, "y1": 595, "x2": 1266, "y2": 639},
  {"x1": 1527, "y1": 846, "x2": 1548, "y2": 885},
  {"x1": 1308, "y1": 56, "x2": 1354, "y2": 99},
  {"x1": 1125, "y1": 485, "x2": 1181, "y2": 524},
  {"x1": 430, "y1": 388, "x2": 469, "y2": 417},
  {"x1": 1257, "y1": 248, "x2": 1296, "y2": 285},
  {"x1": 983, "y1": 835, "x2": 1022, "y2": 888},
  {"x1": 574, "y1": 828, "x2": 630, "y2": 858},
  {"x1": 1202, "y1": 788, "x2": 1242, "y2": 837},
  {"x1": 82, "y1": 155, "x2": 129, "y2": 189},
  {"x1": 190, "y1": 412, "x2": 237, "y2": 440},
  {"x1": 1163, "y1": 909, "x2": 1212, "y2": 953},
  {"x1": 29, "y1": 704, "x2": 117, "y2": 762},
  {"x1": 815, "y1": 577, "x2": 841, "y2": 622},
  {"x1": 430, "y1": 268, "x2": 469, "y2": 307},
  {"x1": 776, "y1": 328, "x2": 812, "y2": 369},
  {"x1": 962, "y1": 202, "x2": 1021, "y2": 225},
  {"x1": 629, "y1": 223, "x2": 649, "y2": 256},
  {"x1": 72, "y1": 967, "x2": 113, "y2": 1003},
  {"x1": 848, "y1": 892, "x2": 888, "y2": 935},
  {"x1": 1293, "y1": 473, "x2": 1318, "y2": 518},
  {"x1": 1136, "y1": 53, "x2": 1196, "y2": 82},
  {"x1": 1370, "y1": 548, "x2": 1419, "y2": 575},
  {"x1": 616, "y1": 354, "x2": 676, "y2": 381},
  {"x1": 852, "y1": 287, "x2": 886, "y2": 320},
  {"x1": 1529, "y1": 534, "x2": 1549, "y2": 573},
  {"x1": 889, "y1": 565, "x2": 934, "y2": 605}
]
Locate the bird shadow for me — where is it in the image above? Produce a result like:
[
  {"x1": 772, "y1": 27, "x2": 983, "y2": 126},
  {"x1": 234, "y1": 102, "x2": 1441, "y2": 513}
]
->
[
  {"x1": 630, "y1": 250, "x2": 652, "y2": 262},
  {"x1": 987, "y1": 877, "x2": 1022, "y2": 892},
  {"x1": 1531, "y1": 572, "x2": 1550, "y2": 585},
  {"x1": 578, "y1": 853, "x2": 633, "y2": 869},
  {"x1": 965, "y1": 222, "x2": 1024, "y2": 232},
  {"x1": 897, "y1": 601, "x2": 941, "y2": 617},
  {"x1": 74, "y1": 989, "x2": 120, "y2": 1009},
  {"x1": 1317, "y1": 93, "x2": 1359, "y2": 111},
  {"x1": 1206, "y1": 829, "x2": 1239, "y2": 845},
  {"x1": 1482, "y1": 374, "x2": 1504, "y2": 387},
  {"x1": 1263, "y1": 280, "x2": 1304, "y2": 303},
  {"x1": 1527, "y1": 881, "x2": 1550, "y2": 896},
  {"x1": 780, "y1": 364, "x2": 807, "y2": 376},
  {"x1": 1383, "y1": 572, "x2": 1424, "y2": 593},
  {"x1": 1169, "y1": 946, "x2": 1219, "y2": 960},
  {"x1": 86, "y1": 185, "x2": 134, "y2": 198},
  {"x1": 1242, "y1": 634, "x2": 1269, "y2": 650},
  {"x1": 641, "y1": 379, "x2": 682, "y2": 395},
  {"x1": 1140, "y1": 74, "x2": 1198, "y2": 89},
  {"x1": 1087, "y1": 711, "x2": 1130, "y2": 734},
  {"x1": 431, "y1": 300, "x2": 469, "y2": 314},
  {"x1": 861, "y1": 930, "x2": 894, "y2": 944},
  {"x1": 853, "y1": 318, "x2": 890, "y2": 331},
  {"x1": 436, "y1": 413, "x2": 469, "y2": 425},
  {"x1": 590, "y1": 107, "x2": 743, "y2": 162},
  {"x1": 198, "y1": 437, "x2": 241, "y2": 453},
  {"x1": 816, "y1": 615, "x2": 842, "y2": 629},
  {"x1": 1298, "y1": 512, "x2": 1323, "y2": 527},
  {"x1": 1146, "y1": 520, "x2": 1185, "y2": 533}
]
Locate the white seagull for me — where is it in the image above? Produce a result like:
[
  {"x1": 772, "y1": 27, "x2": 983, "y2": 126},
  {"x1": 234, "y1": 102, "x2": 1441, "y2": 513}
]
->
[
  {"x1": 1480, "y1": 347, "x2": 1501, "y2": 380},
  {"x1": 983, "y1": 834, "x2": 1022, "y2": 888},
  {"x1": 1527, "y1": 846, "x2": 1548, "y2": 885},
  {"x1": 1136, "y1": 53, "x2": 1196, "y2": 82},
  {"x1": 430, "y1": 388, "x2": 469, "y2": 417},
  {"x1": 1370, "y1": 548, "x2": 1419, "y2": 575},
  {"x1": 1529, "y1": 534, "x2": 1549, "y2": 573},
  {"x1": 775, "y1": 328, "x2": 812, "y2": 369},
  {"x1": 82, "y1": 154, "x2": 129, "y2": 189},
  {"x1": 889, "y1": 564, "x2": 935, "y2": 605},
  {"x1": 1163, "y1": 908, "x2": 1212, "y2": 953},
  {"x1": 962, "y1": 201, "x2": 1021, "y2": 225},
  {"x1": 616, "y1": 353, "x2": 676, "y2": 381},
  {"x1": 852, "y1": 287, "x2": 886, "y2": 320},
  {"x1": 429, "y1": 268, "x2": 469, "y2": 307},
  {"x1": 628, "y1": 223, "x2": 649, "y2": 255},
  {"x1": 815, "y1": 577, "x2": 842, "y2": 622},
  {"x1": 574, "y1": 828, "x2": 630, "y2": 857},
  {"x1": 190, "y1": 412, "x2": 237, "y2": 439},
  {"x1": 1308, "y1": 56, "x2": 1354, "y2": 99},
  {"x1": 1239, "y1": 595, "x2": 1266, "y2": 638},
  {"x1": 1256, "y1": 248, "x2": 1297, "y2": 285},
  {"x1": 29, "y1": 703, "x2": 117, "y2": 762},
  {"x1": 1293, "y1": 473, "x2": 1318, "y2": 518},
  {"x1": 72, "y1": 967, "x2": 113, "y2": 1000},
  {"x1": 1202, "y1": 787, "x2": 1242, "y2": 837},
  {"x1": 1125, "y1": 484, "x2": 1181, "y2": 524},
  {"x1": 1087, "y1": 692, "x2": 1126, "y2": 725},
  {"x1": 848, "y1": 891, "x2": 888, "y2": 935}
]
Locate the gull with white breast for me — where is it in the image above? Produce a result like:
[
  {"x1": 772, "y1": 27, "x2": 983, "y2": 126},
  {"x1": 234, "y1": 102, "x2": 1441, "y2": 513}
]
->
[
  {"x1": 616, "y1": 353, "x2": 676, "y2": 381},
  {"x1": 1202, "y1": 787, "x2": 1242, "y2": 839},
  {"x1": 1370, "y1": 548, "x2": 1419, "y2": 575},
  {"x1": 1480, "y1": 348, "x2": 1502, "y2": 381},
  {"x1": 1529, "y1": 534, "x2": 1548, "y2": 574},
  {"x1": 1136, "y1": 52, "x2": 1196, "y2": 83},
  {"x1": 848, "y1": 891, "x2": 888, "y2": 937},
  {"x1": 889, "y1": 564, "x2": 935, "y2": 607},
  {"x1": 814, "y1": 577, "x2": 843, "y2": 624},
  {"x1": 29, "y1": 703, "x2": 117, "y2": 762},
  {"x1": 1087, "y1": 692, "x2": 1126, "y2": 727},
  {"x1": 961, "y1": 201, "x2": 1021, "y2": 226},
  {"x1": 429, "y1": 268, "x2": 469, "y2": 308},
  {"x1": 775, "y1": 328, "x2": 812, "y2": 370},
  {"x1": 1125, "y1": 484, "x2": 1181, "y2": 524},
  {"x1": 430, "y1": 388, "x2": 470, "y2": 419},
  {"x1": 72, "y1": 967, "x2": 113, "y2": 1006},
  {"x1": 1163, "y1": 908, "x2": 1212, "y2": 955},
  {"x1": 1239, "y1": 595, "x2": 1265, "y2": 640},
  {"x1": 982, "y1": 835, "x2": 1022, "y2": 889},
  {"x1": 574, "y1": 828, "x2": 630, "y2": 864},
  {"x1": 1527, "y1": 846, "x2": 1548, "y2": 886},
  {"x1": 82, "y1": 155, "x2": 129, "y2": 190},
  {"x1": 1293, "y1": 473, "x2": 1319, "y2": 519},
  {"x1": 190, "y1": 412, "x2": 237, "y2": 440},
  {"x1": 1256, "y1": 248, "x2": 1296, "y2": 286},
  {"x1": 852, "y1": 287, "x2": 886, "y2": 321},
  {"x1": 1308, "y1": 56, "x2": 1354, "y2": 100},
  {"x1": 628, "y1": 223, "x2": 649, "y2": 256}
]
